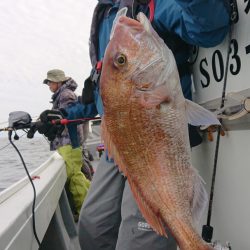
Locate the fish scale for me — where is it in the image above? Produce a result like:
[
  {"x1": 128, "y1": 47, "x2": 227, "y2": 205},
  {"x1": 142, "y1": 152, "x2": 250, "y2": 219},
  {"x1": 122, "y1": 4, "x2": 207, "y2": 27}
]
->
[{"x1": 100, "y1": 12, "x2": 218, "y2": 250}]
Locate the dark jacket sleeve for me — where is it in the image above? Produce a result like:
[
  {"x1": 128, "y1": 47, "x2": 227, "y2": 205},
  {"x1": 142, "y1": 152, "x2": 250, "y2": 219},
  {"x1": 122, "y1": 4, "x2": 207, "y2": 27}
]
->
[
  {"x1": 64, "y1": 102, "x2": 98, "y2": 148},
  {"x1": 65, "y1": 102, "x2": 98, "y2": 120},
  {"x1": 153, "y1": 0, "x2": 230, "y2": 47}
]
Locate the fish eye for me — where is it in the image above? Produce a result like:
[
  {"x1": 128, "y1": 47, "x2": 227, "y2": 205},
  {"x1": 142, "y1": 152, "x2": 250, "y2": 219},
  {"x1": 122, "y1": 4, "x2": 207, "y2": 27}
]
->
[{"x1": 114, "y1": 53, "x2": 127, "y2": 67}]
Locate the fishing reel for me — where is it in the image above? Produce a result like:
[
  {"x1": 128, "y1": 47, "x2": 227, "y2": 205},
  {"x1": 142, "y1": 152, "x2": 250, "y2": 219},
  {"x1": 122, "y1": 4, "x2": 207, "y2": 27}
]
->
[
  {"x1": 27, "y1": 123, "x2": 38, "y2": 139},
  {"x1": 0, "y1": 111, "x2": 38, "y2": 139}
]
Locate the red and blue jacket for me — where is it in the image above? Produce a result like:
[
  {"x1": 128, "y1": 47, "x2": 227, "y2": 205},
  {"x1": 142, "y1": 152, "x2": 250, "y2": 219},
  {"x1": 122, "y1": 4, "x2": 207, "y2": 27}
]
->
[{"x1": 66, "y1": 0, "x2": 230, "y2": 148}]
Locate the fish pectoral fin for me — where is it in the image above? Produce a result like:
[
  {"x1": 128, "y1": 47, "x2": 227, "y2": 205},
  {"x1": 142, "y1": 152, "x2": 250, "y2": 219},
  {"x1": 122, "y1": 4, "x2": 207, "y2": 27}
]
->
[
  {"x1": 136, "y1": 85, "x2": 171, "y2": 108},
  {"x1": 127, "y1": 177, "x2": 168, "y2": 237},
  {"x1": 185, "y1": 99, "x2": 220, "y2": 126}
]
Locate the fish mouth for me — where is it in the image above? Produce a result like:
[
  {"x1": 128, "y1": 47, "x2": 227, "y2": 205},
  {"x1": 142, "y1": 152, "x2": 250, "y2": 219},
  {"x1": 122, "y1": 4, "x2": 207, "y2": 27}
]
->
[
  {"x1": 110, "y1": 8, "x2": 151, "y2": 40},
  {"x1": 110, "y1": 10, "x2": 165, "y2": 92},
  {"x1": 110, "y1": 7, "x2": 128, "y2": 40},
  {"x1": 136, "y1": 12, "x2": 151, "y2": 33},
  {"x1": 130, "y1": 12, "x2": 163, "y2": 90}
]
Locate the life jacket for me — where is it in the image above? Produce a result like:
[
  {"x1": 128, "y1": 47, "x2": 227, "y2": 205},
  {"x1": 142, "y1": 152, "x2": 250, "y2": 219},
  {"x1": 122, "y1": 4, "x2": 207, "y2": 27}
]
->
[{"x1": 88, "y1": 0, "x2": 191, "y2": 81}]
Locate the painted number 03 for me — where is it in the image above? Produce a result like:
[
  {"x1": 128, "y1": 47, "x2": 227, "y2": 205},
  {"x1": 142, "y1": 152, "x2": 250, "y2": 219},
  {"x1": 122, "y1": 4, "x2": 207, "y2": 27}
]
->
[{"x1": 199, "y1": 39, "x2": 241, "y2": 88}]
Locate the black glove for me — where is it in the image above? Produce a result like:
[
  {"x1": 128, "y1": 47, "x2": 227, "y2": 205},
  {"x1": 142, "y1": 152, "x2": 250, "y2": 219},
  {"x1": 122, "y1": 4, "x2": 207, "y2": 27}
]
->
[
  {"x1": 82, "y1": 77, "x2": 95, "y2": 104},
  {"x1": 36, "y1": 109, "x2": 65, "y2": 141},
  {"x1": 188, "y1": 124, "x2": 203, "y2": 148}
]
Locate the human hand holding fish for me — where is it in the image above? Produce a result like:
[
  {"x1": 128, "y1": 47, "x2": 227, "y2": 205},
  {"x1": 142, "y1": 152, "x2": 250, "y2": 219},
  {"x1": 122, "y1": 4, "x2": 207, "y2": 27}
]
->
[{"x1": 100, "y1": 12, "x2": 219, "y2": 250}]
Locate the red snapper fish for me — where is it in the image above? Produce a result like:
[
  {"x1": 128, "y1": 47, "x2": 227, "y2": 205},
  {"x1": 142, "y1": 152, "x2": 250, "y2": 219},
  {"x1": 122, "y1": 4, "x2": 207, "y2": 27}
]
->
[{"x1": 100, "y1": 11, "x2": 219, "y2": 250}]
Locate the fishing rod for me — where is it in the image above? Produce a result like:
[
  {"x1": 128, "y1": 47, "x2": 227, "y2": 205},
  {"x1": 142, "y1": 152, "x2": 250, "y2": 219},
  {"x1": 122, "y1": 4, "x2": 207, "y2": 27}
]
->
[
  {"x1": 0, "y1": 111, "x2": 101, "y2": 248},
  {"x1": 50, "y1": 116, "x2": 101, "y2": 125},
  {"x1": 201, "y1": 1, "x2": 238, "y2": 249},
  {"x1": 0, "y1": 115, "x2": 101, "y2": 137}
]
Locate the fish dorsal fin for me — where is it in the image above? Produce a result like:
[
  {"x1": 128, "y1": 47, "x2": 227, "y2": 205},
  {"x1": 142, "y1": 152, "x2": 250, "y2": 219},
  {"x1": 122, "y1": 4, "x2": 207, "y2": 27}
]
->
[
  {"x1": 185, "y1": 99, "x2": 220, "y2": 126},
  {"x1": 101, "y1": 117, "x2": 167, "y2": 237}
]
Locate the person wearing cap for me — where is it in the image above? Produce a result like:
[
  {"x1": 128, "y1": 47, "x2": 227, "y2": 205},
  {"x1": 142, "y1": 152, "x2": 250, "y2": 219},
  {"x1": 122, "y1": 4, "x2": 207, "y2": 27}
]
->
[{"x1": 42, "y1": 69, "x2": 91, "y2": 221}]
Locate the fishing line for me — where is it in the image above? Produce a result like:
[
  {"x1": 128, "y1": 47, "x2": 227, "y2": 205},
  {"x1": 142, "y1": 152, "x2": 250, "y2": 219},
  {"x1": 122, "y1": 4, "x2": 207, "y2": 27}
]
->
[
  {"x1": 0, "y1": 133, "x2": 26, "y2": 151},
  {"x1": 8, "y1": 130, "x2": 41, "y2": 247},
  {"x1": 0, "y1": 143, "x2": 11, "y2": 151},
  {"x1": 0, "y1": 128, "x2": 51, "y2": 152}
]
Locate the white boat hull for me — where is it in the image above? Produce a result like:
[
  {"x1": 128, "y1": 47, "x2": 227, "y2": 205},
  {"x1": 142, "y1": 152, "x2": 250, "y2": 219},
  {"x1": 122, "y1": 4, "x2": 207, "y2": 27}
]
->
[
  {"x1": 0, "y1": 152, "x2": 80, "y2": 250},
  {"x1": 191, "y1": 1, "x2": 250, "y2": 249},
  {"x1": 192, "y1": 131, "x2": 250, "y2": 249}
]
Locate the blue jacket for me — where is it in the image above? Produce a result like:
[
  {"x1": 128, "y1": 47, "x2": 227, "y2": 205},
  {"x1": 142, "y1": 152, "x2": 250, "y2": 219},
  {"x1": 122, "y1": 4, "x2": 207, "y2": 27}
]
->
[{"x1": 66, "y1": 0, "x2": 230, "y2": 147}]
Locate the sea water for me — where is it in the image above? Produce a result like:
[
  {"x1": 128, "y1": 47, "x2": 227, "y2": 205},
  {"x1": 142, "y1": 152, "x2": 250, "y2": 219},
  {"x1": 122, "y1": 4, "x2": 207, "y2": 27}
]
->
[{"x1": 0, "y1": 134, "x2": 52, "y2": 192}]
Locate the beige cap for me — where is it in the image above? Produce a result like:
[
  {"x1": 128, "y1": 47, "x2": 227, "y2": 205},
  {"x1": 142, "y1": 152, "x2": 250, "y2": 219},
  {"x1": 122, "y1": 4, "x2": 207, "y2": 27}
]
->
[{"x1": 43, "y1": 69, "x2": 69, "y2": 84}]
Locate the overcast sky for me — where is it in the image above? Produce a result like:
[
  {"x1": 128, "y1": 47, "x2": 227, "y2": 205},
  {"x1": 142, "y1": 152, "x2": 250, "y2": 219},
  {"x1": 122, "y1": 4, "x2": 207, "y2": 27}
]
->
[{"x1": 0, "y1": 0, "x2": 96, "y2": 127}]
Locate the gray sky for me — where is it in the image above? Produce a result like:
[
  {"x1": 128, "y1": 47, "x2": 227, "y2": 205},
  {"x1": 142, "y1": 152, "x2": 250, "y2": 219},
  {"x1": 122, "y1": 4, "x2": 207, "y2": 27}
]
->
[{"x1": 0, "y1": 0, "x2": 96, "y2": 126}]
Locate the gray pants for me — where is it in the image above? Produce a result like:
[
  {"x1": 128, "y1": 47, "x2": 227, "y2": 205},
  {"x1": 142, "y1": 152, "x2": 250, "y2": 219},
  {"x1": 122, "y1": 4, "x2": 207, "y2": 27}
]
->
[{"x1": 78, "y1": 155, "x2": 177, "y2": 250}]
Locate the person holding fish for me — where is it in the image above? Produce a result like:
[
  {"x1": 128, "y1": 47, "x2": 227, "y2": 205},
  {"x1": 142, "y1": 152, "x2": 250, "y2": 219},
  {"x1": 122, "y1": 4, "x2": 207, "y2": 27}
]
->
[{"x1": 38, "y1": 0, "x2": 230, "y2": 249}]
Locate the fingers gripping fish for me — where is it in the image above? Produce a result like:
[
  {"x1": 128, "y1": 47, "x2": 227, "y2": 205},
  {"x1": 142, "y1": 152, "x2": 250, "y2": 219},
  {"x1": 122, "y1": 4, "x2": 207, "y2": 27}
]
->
[{"x1": 100, "y1": 12, "x2": 218, "y2": 250}]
